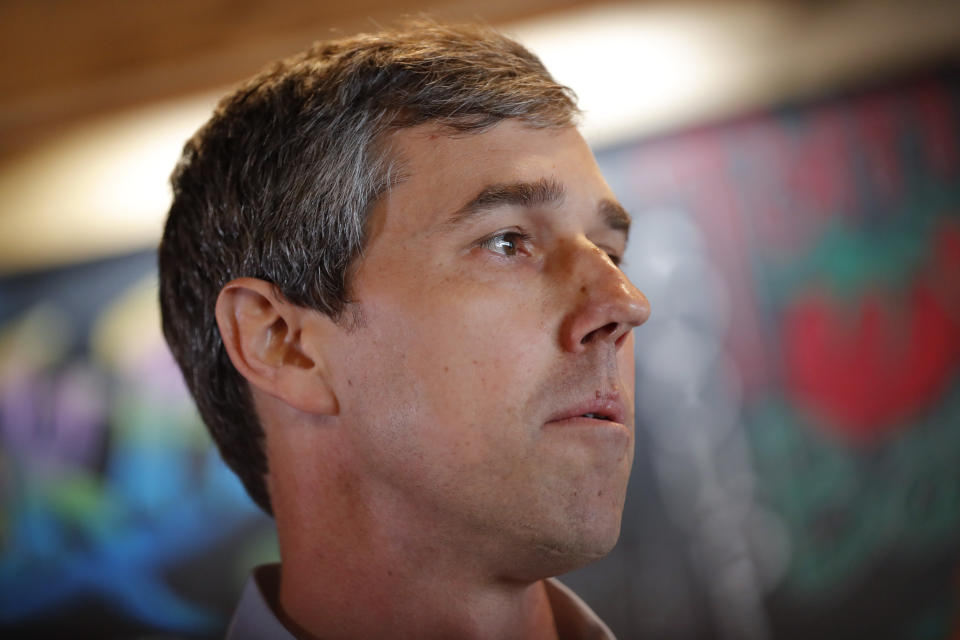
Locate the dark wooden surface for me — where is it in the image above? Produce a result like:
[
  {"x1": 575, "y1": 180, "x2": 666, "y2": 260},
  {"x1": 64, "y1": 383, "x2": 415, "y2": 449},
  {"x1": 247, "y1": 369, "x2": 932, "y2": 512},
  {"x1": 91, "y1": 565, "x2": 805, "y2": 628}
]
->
[{"x1": 0, "y1": 0, "x2": 608, "y2": 162}]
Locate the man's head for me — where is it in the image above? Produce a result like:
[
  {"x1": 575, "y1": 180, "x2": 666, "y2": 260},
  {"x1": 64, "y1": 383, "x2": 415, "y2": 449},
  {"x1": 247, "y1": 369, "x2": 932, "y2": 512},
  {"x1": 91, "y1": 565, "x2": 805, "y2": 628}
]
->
[
  {"x1": 159, "y1": 21, "x2": 649, "y2": 575},
  {"x1": 159, "y1": 22, "x2": 580, "y2": 513}
]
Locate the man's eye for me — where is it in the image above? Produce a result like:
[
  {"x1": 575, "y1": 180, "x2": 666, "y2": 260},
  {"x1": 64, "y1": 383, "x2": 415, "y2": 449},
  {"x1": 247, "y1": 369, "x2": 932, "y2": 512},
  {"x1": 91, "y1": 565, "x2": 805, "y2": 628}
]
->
[
  {"x1": 595, "y1": 244, "x2": 623, "y2": 267},
  {"x1": 480, "y1": 231, "x2": 531, "y2": 257}
]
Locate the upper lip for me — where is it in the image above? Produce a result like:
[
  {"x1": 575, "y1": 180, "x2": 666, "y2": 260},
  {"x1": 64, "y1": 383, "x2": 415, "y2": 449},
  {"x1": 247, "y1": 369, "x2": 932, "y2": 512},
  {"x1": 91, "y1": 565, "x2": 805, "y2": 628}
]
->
[{"x1": 546, "y1": 392, "x2": 627, "y2": 425}]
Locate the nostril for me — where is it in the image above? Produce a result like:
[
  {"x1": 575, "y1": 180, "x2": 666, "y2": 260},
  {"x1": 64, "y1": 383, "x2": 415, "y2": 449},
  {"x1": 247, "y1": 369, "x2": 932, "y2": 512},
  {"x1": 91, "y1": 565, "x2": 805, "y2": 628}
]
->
[{"x1": 580, "y1": 321, "x2": 618, "y2": 345}]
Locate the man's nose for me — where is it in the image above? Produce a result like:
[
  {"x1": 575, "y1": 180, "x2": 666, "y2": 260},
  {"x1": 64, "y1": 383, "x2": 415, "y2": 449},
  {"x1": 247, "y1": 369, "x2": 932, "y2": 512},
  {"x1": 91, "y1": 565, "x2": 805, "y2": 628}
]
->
[{"x1": 558, "y1": 239, "x2": 651, "y2": 353}]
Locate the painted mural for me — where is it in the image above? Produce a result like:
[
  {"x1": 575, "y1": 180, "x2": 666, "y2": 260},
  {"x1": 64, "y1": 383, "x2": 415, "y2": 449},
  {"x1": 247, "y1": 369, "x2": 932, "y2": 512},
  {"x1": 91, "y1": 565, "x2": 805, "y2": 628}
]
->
[
  {"x1": 1, "y1": 66, "x2": 958, "y2": 638},
  {"x1": 0, "y1": 253, "x2": 278, "y2": 637},
  {"x1": 586, "y1": 67, "x2": 960, "y2": 639}
]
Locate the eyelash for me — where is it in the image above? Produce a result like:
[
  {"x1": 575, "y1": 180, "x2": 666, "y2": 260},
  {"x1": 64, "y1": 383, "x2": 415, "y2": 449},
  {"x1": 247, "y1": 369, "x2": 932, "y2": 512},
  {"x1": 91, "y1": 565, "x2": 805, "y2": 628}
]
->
[{"x1": 477, "y1": 229, "x2": 624, "y2": 268}]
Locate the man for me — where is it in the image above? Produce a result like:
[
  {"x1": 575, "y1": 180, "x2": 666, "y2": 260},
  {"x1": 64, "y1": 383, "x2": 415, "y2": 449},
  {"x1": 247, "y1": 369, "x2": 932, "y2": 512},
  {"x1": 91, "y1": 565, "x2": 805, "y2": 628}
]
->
[{"x1": 159, "y1": 21, "x2": 649, "y2": 639}]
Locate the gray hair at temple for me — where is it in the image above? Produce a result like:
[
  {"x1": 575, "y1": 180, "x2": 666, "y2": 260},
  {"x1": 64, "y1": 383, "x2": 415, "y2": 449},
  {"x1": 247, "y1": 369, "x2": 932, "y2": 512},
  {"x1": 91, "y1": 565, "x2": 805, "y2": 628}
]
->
[{"x1": 158, "y1": 20, "x2": 580, "y2": 514}]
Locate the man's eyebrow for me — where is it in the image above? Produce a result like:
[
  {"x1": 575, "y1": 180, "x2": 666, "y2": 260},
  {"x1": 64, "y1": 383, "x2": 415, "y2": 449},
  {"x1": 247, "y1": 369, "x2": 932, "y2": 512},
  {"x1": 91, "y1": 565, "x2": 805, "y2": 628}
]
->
[
  {"x1": 447, "y1": 177, "x2": 566, "y2": 225},
  {"x1": 444, "y1": 176, "x2": 631, "y2": 236},
  {"x1": 599, "y1": 198, "x2": 631, "y2": 234}
]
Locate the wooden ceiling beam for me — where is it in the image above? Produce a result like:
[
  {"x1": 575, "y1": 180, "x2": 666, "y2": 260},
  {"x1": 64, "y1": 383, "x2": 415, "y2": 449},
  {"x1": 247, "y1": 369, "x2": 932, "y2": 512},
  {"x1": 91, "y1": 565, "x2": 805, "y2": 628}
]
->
[{"x1": 0, "y1": 0, "x2": 599, "y2": 161}]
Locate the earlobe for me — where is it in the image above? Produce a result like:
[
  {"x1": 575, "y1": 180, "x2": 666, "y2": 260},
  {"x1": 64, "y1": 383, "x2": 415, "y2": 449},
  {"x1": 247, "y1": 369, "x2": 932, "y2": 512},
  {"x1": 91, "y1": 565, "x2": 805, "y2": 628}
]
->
[{"x1": 215, "y1": 278, "x2": 339, "y2": 415}]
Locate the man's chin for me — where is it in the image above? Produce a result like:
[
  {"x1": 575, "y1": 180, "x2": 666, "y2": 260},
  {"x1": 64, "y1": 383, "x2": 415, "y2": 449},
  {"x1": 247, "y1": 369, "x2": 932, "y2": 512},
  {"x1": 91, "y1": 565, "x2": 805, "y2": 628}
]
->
[{"x1": 508, "y1": 517, "x2": 623, "y2": 581}]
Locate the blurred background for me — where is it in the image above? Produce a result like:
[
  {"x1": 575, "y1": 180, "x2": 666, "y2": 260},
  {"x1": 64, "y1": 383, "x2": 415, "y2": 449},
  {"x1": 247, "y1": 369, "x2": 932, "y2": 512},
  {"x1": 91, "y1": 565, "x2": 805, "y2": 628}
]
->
[{"x1": 1, "y1": 0, "x2": 959, "y2": 638}]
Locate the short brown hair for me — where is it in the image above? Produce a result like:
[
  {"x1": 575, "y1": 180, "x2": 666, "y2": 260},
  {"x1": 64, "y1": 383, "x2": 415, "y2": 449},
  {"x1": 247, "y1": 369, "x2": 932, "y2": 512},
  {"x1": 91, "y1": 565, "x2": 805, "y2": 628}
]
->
[{"x1": 158, "y1": 21, "x2": 579, "y2": 514}]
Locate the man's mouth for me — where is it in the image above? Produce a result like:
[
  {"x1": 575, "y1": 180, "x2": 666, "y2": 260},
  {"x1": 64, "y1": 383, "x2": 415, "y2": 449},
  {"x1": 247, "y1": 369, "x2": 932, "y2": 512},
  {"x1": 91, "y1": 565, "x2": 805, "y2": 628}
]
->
[
  {"x1": 547, "y1": 393, "x2": 627, "y2": 426},
  {"x1": 582, "y1": 412, "x2": 612, "y2": 421}
]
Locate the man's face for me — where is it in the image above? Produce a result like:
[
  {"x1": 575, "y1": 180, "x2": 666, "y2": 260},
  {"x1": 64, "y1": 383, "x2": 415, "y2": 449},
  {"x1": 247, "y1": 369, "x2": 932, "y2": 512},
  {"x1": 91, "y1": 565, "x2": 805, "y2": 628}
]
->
[{"x1": 326, "y1": 119, "x2": 649, "y2": 577}]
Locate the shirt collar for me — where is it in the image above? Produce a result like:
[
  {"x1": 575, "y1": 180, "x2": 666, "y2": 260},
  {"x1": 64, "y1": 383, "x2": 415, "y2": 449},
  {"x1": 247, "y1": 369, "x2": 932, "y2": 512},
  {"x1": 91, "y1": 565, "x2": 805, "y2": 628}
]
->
[
  {"x1": 225, "y1": 565, "x2": 294, "y2": 640},
  {"x1": 544, "y1": 577, "x2": 617, "y2": 640}
]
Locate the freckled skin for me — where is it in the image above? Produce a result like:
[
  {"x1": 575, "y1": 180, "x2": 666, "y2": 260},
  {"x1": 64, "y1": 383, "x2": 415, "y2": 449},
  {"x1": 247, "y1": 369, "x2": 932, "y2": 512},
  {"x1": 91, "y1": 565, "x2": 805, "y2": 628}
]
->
[{"x1": 266, "y1": 119, "x2": 650, "y2": 639}]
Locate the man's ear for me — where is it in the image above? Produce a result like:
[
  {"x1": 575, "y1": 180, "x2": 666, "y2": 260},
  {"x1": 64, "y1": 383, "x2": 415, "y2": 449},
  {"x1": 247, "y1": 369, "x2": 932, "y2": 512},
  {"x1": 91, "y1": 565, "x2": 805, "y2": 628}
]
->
[{"x1": 215, "y1": 278, "x2": 338, "y2": 415}]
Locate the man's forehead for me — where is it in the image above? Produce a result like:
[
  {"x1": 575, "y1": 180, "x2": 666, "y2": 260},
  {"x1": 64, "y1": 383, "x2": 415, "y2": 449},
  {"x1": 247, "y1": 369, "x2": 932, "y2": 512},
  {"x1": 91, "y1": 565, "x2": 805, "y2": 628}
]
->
[
  {"x1": 377, "y1": 120, "x2": 627, "y2": 233},
  {"x1": 383, "y1": 119, "x2": 569, "y2": 182}
]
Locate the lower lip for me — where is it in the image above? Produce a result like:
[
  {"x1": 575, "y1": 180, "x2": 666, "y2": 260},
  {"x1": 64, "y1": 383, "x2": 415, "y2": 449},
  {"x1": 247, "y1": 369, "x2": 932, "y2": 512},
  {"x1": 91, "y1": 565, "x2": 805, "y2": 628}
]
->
[
  {"x1": 544, "y1": 416, "x2": 628, "y2": 430},
  {"x1": 542, "y1": 416, "x2": 632, "y2": 452}
]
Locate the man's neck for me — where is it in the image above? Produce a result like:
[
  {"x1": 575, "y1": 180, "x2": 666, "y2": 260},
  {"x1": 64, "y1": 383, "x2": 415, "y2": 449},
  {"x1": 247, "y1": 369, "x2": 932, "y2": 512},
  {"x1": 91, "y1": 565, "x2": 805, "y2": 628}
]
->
[
  {"x1": 263, "y1": 426, "x2": 570, "y2": 639},
  {"x1": 275, "y1": 552, "x2": 560, "y2": 640}
]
